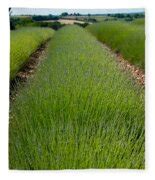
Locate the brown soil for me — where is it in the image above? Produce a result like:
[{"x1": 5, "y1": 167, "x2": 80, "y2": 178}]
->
[
  {"x1": 101, "y1": 43, "x2": 145, "y2": 87},
  {"x1": 10, "y1": 39, "x2": 50, "y2": 101}
]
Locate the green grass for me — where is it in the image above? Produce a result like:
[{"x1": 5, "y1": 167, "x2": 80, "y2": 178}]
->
[
  {"x1": 9, "y1": 25, "x2": 144, "y2": 169},
  {"x1": 87, "y1": 21, "x2": 145, "y2": 69},
  {"x1": 132, "y1": 18, "x2": 145, "y2": 26},
  {"x1": 91, "y1": 16, "x2": 115, "y2": 22},
  {"x1": 10, "y1": 27, "x2": 54, "y2": 80}
]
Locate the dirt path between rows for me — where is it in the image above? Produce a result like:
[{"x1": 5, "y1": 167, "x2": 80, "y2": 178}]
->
[
  {"x1": 101, "y1": 43, "x2": 145, "y2": 87},
  {"x1": 10, "y1": 39, "x2": 50, "y2": 101}
]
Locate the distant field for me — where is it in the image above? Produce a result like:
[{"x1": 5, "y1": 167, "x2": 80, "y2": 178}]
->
[
  {"x1": 10, "y1": 25, "x2": 144, "y2": 169},
  {"x1": 43, "y1": 19, "x2": 85, "y2": 24},
  {"x1": 10, "y1": 27, "x2": 54, "y2": 80},
  {"x1": 87, "y1": 21, "x2": 145, "y2": 69},
  {"x1": 62, "y1": 15, "x2": 115, "y2": 22},
  {"x1": 131, "y1": 18, "x2": 145, "y2": 25},
  {"x1": 61, "y1": 15, "x2": 88, "y2": 21},
  {"x1": 91, "y1": 15, "x2": 115, "y2": 21}
]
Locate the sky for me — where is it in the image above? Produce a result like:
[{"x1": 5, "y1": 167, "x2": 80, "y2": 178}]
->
[{"x1": 11, "y1": 8, "x2": 145, "y2": 16}]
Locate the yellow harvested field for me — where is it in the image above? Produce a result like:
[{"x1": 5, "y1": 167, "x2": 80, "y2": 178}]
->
[{"x1": 43, "y1": 19, "x2": 85, "y2": 24}]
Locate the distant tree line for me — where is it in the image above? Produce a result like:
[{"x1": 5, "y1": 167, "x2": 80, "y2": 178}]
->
[
  {"x1": 10, "y1": 16, "x2": 64, "y2": 30},
  {"x1": 32, "y1": 12, "x2": 82, "y2": 21},
  {"x1": 61, "y1": 12, "x2": 81, "y2": 16},
  {"x1": 32, "y1": 14, "x2": 59, "y2": 21},
  {"x1": 107, "y1": 13, "x2": 144, "y2": 20}
]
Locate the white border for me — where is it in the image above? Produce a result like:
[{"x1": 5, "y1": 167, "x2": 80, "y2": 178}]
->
[{"x1": 0, "y1": 0, "x2": 155, "y2": 179}]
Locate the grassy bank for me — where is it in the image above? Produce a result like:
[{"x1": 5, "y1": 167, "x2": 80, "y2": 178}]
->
[
  {"x1": 9, "y1": 25, "x2": 144, "y2": 169},
  {"x1": 87, "y1": 21, "x2": 145, "y2": 69},
  {"x1": 10, "y1": 27, "x2": 54, "y2": 80}
]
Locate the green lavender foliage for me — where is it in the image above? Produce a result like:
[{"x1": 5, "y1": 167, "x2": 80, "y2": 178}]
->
[
  {"x1": 10, "y1": 27, "x2": 55, "y2": 80},
  {"x1": 9, "y1": 25, "x2": 144, "y2": 169},
  {"x1": 87, "y1": 21, "x2": 145, "y2": 69}
]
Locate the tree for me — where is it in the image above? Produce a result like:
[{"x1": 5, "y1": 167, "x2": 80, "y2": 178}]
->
[
  {"x1": 61, "y1": 12, "x2": 68, "y2": 16},
  {"x1": 9, "y1": 8, "x2": 12, "y2": 16},
  {"x1": 9, "y1": 8, "x2": 16, "y2": 30}
]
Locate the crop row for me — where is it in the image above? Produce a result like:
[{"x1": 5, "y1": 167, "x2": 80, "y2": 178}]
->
[
  {"x1": 10, "y1": 27, "x2": 54, "y2": 80},
  {"x1": 10, "y1": 25, "x2": 144, "y2": 169},
  {"x1": 87, "y1": 21, "x2": 145, "y2": 69}
]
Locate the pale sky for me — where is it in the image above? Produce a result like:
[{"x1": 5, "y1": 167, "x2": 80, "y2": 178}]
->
[{"x1": 11, "y1": 8, "x2": 145, "y2": 16}]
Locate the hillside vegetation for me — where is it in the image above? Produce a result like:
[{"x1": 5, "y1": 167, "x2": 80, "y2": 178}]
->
[
  {"x1": 10, "y1": 27, "x2": 54, "y2": 80},
  {"x1": 9, "y1": 26, "x2": 144, "y2": 169},
  {"x1": 87, "y1": 21, "x2": 145, "y2": 69},
  {"x1": 132, "y1": 18, "x2": 145, "y2": 25}
]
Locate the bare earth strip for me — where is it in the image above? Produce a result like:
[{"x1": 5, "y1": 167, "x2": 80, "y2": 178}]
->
[
  {"x1": 101, "y1": 43, "x2": 145, "y2": 87},
  {"x1": 10, "y1": 39, "x2": 50, "y2": 101},
  {"x1": 43, "y1": 19, "x2": 85, "y2": 24}
]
